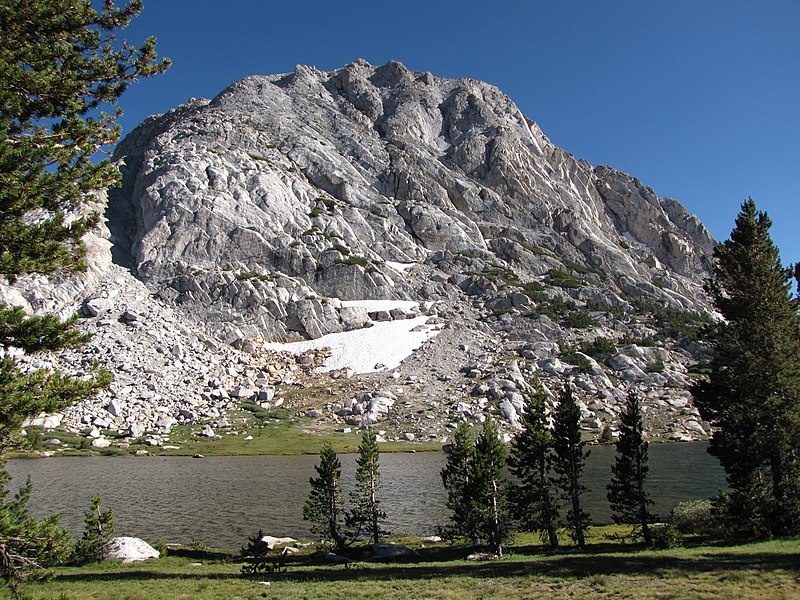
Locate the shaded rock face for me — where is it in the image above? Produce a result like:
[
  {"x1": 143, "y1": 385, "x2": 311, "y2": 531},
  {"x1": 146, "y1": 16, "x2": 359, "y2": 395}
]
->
[{"x1": 110, "y1": 59, "x2": 714, "y2": 343}]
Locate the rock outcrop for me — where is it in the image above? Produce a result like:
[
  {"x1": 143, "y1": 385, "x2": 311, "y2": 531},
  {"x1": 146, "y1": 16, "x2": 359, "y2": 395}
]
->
[
  {"x1": 8, "y1": 60, "x2": 718, "y2": 445},
  {"x1": 109, "y1": 59, "x2": 714, "y2": 343}
]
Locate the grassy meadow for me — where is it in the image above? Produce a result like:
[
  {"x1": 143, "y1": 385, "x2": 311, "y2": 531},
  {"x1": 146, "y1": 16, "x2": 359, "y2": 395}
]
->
[{"x1": 6, "y1": 529, "x2": 800, "y2": 600}]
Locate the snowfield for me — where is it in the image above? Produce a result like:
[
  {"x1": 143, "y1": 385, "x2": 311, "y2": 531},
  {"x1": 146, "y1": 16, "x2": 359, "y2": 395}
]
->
[{"x1": 264, "y1": 314, "x2": 442, "y2": 374}]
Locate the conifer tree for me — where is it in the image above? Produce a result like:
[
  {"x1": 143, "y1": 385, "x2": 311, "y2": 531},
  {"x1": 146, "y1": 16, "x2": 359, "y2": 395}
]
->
[
  {"x1": 472, "y1": 418, "x2": 510, "y2": 556},
  {"x1": 552, "y1": 383, "x2": 590, "y2": 548},
  {"x1": 0, "y1": 0, "x2": 167, "y2": 587},
  {"x1": 0, "y1": 0, "x2": 167, "y2": 426},
  {"x1": 692, "y1": 199, "x2": 800, "y2": 538},
  {"x1": 508, "y1": 373, "x2": 559, "y2": 548},
  {"x1": 441, "y1": 421, "x2": 478, "y2": 542},
  {"x1": 0, "y1": 467, "x2": 72, "y2": 593},
  {"x1": 303, "y1": 443, "x2": 347, "y2": 549},
  {"x1": 74, "y1": 494, "x2": 114, "y2": 564},
  {"x1": 1, "y1": 0, "x2": 170, "y2": 279},
  {"x1": 607, "y1": 390, "x2": 654, "y2": 545},
  {"x1": 346, "y1": 428, "x2": 387, "y2": 544}
]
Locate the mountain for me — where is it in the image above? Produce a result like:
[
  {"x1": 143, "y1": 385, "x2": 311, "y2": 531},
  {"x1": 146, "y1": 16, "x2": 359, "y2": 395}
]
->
[{"x1": 9, "y1": 60, "x2": 717, "y2": 448}]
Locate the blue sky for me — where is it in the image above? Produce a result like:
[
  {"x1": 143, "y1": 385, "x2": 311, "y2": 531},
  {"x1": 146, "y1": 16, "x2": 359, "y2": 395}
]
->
[{"x1": 114, "y1": 0, "x2": 799, "y2": 266}]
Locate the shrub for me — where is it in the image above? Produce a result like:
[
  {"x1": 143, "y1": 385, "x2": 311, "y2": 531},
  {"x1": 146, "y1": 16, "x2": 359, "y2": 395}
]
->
[
  {"x1": 545, "y1": 269, "x2": 585, "y2": 289},
  {"x1": 650, "y1": 523, "x2": 680, "y2": 549},
  {"x1": 558, "y1": 343, "x2": 594, "y2": 374},
  {"x1": 564, "y1": 310, "x2": 597, "y2": 329},
  {"x1": 585, "y1": 300, "x2": 625, "y2": 320},
  {"x1": 335, "y1": 255, "x2": 370, "y2": 268},
  {"x1": 599, "y1": 425, "x2": 614, "y2": 445},
  {"x1": 671, "y1": 499, "x2": 717, "y2": 534},
  {"x1": 580, "y1": 337, "x2": 617, "y2": 362},
  {"x1": 240, "y1": 529, "x2": 285, "y2": 575}
]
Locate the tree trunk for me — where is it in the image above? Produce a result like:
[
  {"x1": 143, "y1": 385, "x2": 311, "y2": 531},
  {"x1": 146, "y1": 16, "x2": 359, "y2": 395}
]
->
[
  {"x1": 370, "y1": 474, "x2": 379, "y2": 545},
  {"x1": 491, "y1": 477, "x2": 503, "y2": 556},
  {"x1": 571, "y1": 474, "x2": 585, "y2": 548}
]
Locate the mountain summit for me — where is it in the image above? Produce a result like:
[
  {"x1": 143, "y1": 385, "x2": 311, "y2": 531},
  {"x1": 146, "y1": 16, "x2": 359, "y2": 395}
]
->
[
  {"x1": 110, "y1": 59, "x2": 714, "y2": 343},
  {"x1": 13, "y1": 61, "x2": 717, "y2": 444}
]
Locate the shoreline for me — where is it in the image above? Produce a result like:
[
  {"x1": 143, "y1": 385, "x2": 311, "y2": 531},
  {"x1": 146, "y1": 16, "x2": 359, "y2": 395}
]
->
[{"x1": 10, "y1": 429, "x2": 699, "y2": 459}]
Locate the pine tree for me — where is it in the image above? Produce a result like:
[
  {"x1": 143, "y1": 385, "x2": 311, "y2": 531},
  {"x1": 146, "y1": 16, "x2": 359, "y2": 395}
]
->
[
  {"x1": 0, "y1": 0, "x2": 170, "y2": 279},
  {"x1": 692, "y1": 199, "x2": 800, "y2": 538},
  {"x1": 441, "y1": 421, "x2": 478, "y2": 542},
  {"x1": 0, "y1": 466, "x2": 72, "y2": 593},
  {"x1": 346, "y1": 428, "x2": 387, "y2": 544},
  {"x1": 0, "y1": 1, "x2": 167, "y2": 587},
  {"x1": 74, "y1": 494, "x2": 114, "y2": 564},
  {"x1": 552, "y1": 383, "x2": 591, "y2": 548},
  {"x1": 303, "y1": 443, "x2": 347, "y2": 549},
  {"x1": 508, "y1": 373, "x2": 559, "y2": 548},
  {"x1": 472, "y1": 418, "x2": 510, "y2": 556},
  {"x1": 607, "y1": 390, "x2": 654, "y2": 545}
]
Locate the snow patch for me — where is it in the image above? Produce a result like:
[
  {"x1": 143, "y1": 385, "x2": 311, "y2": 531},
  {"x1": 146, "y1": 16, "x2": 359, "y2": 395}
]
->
[
  {"x1": 340, "y1": 299, "x2": 419, "y2": 312},
  {"x1": 264, "y1": 315, "x2": 442, "y2": 374},
  {"x1": 385, "y1": 261, "x2": 415, "y2": 272}
]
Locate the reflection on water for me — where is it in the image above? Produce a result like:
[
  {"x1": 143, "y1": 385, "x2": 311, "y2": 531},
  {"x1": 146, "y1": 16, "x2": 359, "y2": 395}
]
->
[{"x1": 7, "y1": 442, "x2": 725, "y2": 549}]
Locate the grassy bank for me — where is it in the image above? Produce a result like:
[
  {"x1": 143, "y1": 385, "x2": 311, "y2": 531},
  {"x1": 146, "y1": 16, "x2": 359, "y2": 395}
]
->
[
  {"x1": 19, "y1": 416, "x2": 442, "y2": 458},
  {"x1": 7, "y1": 529, "x2": 800, "y2": 599}
]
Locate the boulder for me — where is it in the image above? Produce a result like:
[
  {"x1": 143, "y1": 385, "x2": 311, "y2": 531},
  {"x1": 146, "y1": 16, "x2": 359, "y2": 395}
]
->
[
  {"x1": 83, "y1": 297, "x2": 112, "y2": 317},
  {"x1": 499, "y1": 399, "x2": 518, "y2": 425},
  {"x1": 106, "y1": 536, "x2": 160, "y2": 562},
  {"x1": 155, "y1": 414, "x2": 177, "y2": 430},
  {"x1": 367, "y1": 543, "x2": 416, "y2": 559},
  {"x1": 128, "y1": 423, "x2": 146, "y2": 438},
  {"x1": 260, "y1": 535, "x2": 296, "y2": 549}
]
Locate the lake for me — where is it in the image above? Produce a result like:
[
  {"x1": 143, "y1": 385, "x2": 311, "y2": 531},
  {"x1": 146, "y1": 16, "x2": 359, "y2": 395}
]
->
[{"x1": 6, "y1": 442, "x2": 726, "y2": 550}]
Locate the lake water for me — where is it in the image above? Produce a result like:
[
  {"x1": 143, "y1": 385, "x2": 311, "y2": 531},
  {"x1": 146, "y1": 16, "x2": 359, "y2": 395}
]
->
[{"x1": 6, "y1": 443, "x2": 726, "y2": 550}]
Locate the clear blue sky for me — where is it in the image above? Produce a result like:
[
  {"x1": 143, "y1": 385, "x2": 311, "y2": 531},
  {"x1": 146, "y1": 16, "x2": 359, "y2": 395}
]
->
[{"x1": 114, "y1": 0, "x2": 800, "y2": 267}]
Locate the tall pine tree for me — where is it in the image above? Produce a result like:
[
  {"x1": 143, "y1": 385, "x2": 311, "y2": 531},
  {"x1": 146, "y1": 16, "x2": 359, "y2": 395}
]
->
[
  {"x1": 508, "y1": 373, "x2": 559, "y2": 548},
  {"x1": 346, "y1": 428, "x2": 387, "y2": 544},
  {"x1": 607, "y1": 390, "x2": 654, "y2": 545},
  {"x1": 692, "y1": 199, "x2": 800, "y2": 538},
  {"x1": 0, "y1": 0, "x2": 171, "y2": 447},
  {"x1": 441, "y1": 421, "x2": 478, "y2": 542},
  {"x1": 472, "y1": 418, "x2": 510, "y2": 556},
  {"x1": 0, "y1": 1, "x2": 167, "y2": 588},
  {"x1": 552, "y1": 383, "x2": 590, "y2": 548},
  {"x1": 303, "y1": 443, "x2": 347, "y2": 549}
]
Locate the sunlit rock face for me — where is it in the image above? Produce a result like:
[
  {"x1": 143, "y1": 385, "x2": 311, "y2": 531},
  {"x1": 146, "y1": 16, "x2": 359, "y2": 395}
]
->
[
  {"x1": 7, "y1": 61, "x2": 719, "y2": 442},
  {"x1": 109, "y1": 59, "x2": 714, "y2": 343}
]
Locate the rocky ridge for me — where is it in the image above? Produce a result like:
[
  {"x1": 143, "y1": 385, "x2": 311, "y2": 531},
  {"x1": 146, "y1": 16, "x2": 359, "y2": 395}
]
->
[{"x1": 9, "y1": 60, "x2": 716, "y2": 447}]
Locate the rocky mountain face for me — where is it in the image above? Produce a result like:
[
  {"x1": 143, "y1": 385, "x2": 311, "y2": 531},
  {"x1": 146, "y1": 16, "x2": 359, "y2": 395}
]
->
[{"x1": 10, "y1": 60, "x2": 717, "y2": 447}]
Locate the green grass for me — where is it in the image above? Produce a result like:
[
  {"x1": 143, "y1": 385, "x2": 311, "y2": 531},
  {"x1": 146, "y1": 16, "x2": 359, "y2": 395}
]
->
[
  {"x1": 22, "y1": 419, "x2": 441, "y2": 458},
  {"x1": 9, "y1": 531, "x2": 800, "y2": 599}
]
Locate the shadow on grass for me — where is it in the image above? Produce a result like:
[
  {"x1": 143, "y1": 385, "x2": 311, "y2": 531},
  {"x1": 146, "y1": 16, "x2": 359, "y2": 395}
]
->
[{"x1": 53, "y1": 545, "x2": 800, "y2": 586}]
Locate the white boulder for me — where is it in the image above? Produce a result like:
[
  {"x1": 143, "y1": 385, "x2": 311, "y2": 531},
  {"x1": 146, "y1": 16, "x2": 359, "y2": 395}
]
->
[{"x1": 106, "y1": 536, "x2": 160, "y2": 562}]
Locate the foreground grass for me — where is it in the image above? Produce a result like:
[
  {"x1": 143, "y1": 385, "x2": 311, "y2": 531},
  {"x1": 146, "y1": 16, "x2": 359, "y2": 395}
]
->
[{"x1": 9, "y1": 531, "x2": 800, "y2": 599}]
